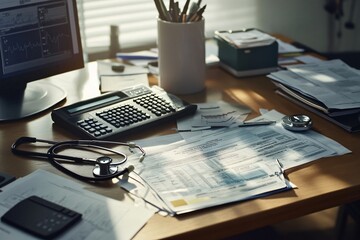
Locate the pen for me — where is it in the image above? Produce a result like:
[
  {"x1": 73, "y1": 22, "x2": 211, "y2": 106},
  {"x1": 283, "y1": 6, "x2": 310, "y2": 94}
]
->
[
  {"x1": 275, "y1": 159, "x2": 285, "y2": 181},
  {"x1": 188, "y1": 2, "x2": 199, "y2": 17},
  {"x1": 174, "y1": 2, "x2": 180, "y2": 21},
  {"x1": 158, "y1": 0, "x2": 172, "y2": 21},
  {"x1": 276, "y1": 159, "x2": 284, "y2": 172},
  {"x1": 238, "y1": 120, "x2": 276, "y2": 127},
  {"x1": 169, "y1": 0, "x2": 174, "y2": 17},
  {"x1": 181, "y1": 0, "x2": 191, "y2": 22},
  {"x1": 176, "y1": 121, "x2": 277, "y2": 132},
  {"x1": 188, "y1": 4, "x2": 206, "y2": 22},
  {"x1": 154, "y1": 0, "x2": 207, "y2": 23},
  {"x1": 154, "y1": 0, "x2": 167, "y2": 21}
]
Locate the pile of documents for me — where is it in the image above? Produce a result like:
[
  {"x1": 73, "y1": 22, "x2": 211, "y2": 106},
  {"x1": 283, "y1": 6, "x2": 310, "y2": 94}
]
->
[
  {"x1": 268, "y1": 59, "x2": 360, "y2": 132},
  {"x1": 215, "y1": 29, "x2": 276, "y2": 48},
  {"x1": 97, "y1": 59, "x2": 150, "y2": 92},
  {"x1": 176, "y1": 101, "x2": 251, "y2": 133},
  {"x1": 124, "y1": 110, "x2": 350, "y2": 215}
]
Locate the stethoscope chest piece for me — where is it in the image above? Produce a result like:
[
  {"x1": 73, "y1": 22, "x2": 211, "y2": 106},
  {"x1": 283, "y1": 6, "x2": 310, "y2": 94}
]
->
[
  {"x1": 93, "y1": 156, "x2": 118, "y2": 177},
  {"x1": 281, "y1": 114, "x2": 312, "y2": 132}
]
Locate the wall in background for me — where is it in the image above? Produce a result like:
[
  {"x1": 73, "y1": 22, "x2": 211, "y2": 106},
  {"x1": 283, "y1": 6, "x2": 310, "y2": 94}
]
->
[
  {"x1": 254, "y1": 0, "x2": 360, "y2": 53},
  {"x1": 86, "y1": 0, "x2": 360, "y2": 60}
]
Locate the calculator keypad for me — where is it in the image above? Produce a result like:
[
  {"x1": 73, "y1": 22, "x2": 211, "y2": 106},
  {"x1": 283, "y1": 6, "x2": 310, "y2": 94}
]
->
[
  {"x1": 76, "y1": 93, "x2": 175, "y2": 137},
  {"x1": 77, "y1": 118, "x2": 112, "y2": 137},
  {"x1": 133, "y1": 93, "x2": 175, "y2": 116},
  {"x1": 96, "y1": 104, "x2": 150, "y2": 128}
]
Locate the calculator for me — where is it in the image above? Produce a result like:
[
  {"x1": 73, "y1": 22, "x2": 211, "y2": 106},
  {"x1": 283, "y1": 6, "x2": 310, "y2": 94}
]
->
[
  {"x1": 51, "y1": 85, "x2": 197, "y2": 140},
  {"x1": 1, "y1": 196, "x2": 82, "y2": 239}
]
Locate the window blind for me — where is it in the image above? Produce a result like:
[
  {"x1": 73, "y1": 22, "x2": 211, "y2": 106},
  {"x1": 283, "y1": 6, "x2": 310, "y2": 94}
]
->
[{"x1": 77, "y1": 0, "x2": 258, "y2": 52}]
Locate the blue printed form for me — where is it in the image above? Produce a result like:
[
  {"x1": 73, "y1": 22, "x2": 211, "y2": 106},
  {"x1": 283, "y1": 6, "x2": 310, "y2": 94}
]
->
[{"x1": 124, "y1": 110, "x2": 350, "y2": 215}]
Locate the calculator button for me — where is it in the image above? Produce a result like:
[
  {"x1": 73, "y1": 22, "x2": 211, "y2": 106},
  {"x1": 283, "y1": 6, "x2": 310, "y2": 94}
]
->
[
  {"x1": 77, "y1": 121, "x2": 87, "y2": 127},
  {"x1": 132, "y1": 117, "x2": 139, "y2": 123},
  {"x1": 83, "y1": 125, "x2": 90, "y2": 130},
  {"x1": 61, "y1": 209, "x2": 70, "y2": 215},
  {"x1": 85, "y1": 118, "x2": 94, "y2": 123},
  {"x1": 66, "y1": 211, "x2": 77, "y2": 217},
  {"x1": 142, "y1": 114, "x2": 150, "y2": 120}
]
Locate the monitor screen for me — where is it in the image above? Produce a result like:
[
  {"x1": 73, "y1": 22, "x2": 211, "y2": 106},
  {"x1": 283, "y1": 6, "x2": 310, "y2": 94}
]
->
[{"x1": 0, "y1": 0, "x2": 84, "y2": 121}]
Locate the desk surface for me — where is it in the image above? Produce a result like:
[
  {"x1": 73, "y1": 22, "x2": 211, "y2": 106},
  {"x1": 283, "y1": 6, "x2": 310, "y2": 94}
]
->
[{"x1": 1, "y1": 61, "x2": 360, "y2": 240}]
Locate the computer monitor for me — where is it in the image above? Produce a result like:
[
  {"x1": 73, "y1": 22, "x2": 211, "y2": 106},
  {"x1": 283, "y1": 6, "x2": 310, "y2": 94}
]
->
[{"x1": 0, "y1": 0, "x2": 84, "y2": 122}]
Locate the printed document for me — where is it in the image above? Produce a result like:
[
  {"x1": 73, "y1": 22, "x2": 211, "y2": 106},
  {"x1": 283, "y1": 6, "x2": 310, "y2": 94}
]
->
[
  {"x1": 215, "y1": 29, "x2": 275, "y2": 48},
  {"x1": 127, "y1": 113, "x2": 350, "y2": 214},
  {"x1": 277, "y1": 39, "x2": 304, "y2": 54},
  {"x1": 269, "y1": 59, "x2": 360, "y2": 110},
  {"x1": 0, "y1": 170, "x2": 154, "y2": 240},
  {"x1": 176, "y1": 101, "x2": 251, "y2": 139}
]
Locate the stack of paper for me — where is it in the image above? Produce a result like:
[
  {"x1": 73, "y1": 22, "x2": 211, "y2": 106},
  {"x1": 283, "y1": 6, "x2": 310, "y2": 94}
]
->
[
  {"x1": 277, "y1": 39, "x2": 304, "y2": 54},
  {"x1": 215, "y1": 29, "x2": 276, "y2": 48},
  {"x1": 116, "y1": 50, "x2": 158, "y2": 67},
  {"x1": 177, "y1": 101, "x2": 251, "y2": 132},
  {"x1": 268, "y1": 59, "x2": 360, "y2": 132},
  {"x1": 97, "y1": 60, "x2": 150, "y2": 92},
  {"x1": 124, "y1": 109, "x2": 350, "y2": 215}
]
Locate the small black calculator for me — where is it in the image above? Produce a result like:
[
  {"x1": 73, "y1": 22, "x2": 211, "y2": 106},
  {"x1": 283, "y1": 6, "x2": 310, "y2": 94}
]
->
[
  {"x1": 1, "y1": 196, "x2": 82, "y2": 239},
  {"x1": 51, "y1": 85, "x2": 197, "y2": 140}
]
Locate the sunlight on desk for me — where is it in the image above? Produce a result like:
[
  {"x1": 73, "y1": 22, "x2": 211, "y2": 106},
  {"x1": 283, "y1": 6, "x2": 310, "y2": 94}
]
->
[
  {"x1": 1, "y1": 60, "x2": 360, "y2": 240},
  {"x1": 225, "y1": 88, "x2": 272, "y2": 113}
]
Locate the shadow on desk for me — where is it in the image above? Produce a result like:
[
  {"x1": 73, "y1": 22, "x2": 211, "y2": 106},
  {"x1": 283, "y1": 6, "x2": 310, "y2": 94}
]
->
[
  {"x1": 336, "y1": 200, "x2": 360, "y2": 240},
  {"x1": 322, "y1": 52, "x2": 360, "y2": 69},
  {"x1": 291, "y1": 41, "x2": 360, "y2": 70},
  {"x1": 225, "y1": 206, "x2": 360, "y2": 240}
]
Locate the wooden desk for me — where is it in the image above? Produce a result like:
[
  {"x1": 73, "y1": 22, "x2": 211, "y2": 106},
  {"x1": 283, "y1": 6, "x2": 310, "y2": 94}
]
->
[{"x1": 1, "y1": 62, "x2": 360, "y2": 240}]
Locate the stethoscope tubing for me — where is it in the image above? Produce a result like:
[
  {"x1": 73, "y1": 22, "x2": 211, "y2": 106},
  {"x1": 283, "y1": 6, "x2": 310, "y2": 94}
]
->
[{"x1": 11, "y1": 136, "x2": 145, "y2": 182}]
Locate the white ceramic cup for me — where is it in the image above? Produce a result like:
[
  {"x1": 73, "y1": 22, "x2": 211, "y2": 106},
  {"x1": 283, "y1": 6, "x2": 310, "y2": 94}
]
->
[{"x1": 157, "y1": 18, "x2": 205, "y2": 95}]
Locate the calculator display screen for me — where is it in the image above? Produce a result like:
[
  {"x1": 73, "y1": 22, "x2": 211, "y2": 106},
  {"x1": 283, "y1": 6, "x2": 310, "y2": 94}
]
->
[{"x1": 67, "y1": 95, "x2": 121, "y2": 114}]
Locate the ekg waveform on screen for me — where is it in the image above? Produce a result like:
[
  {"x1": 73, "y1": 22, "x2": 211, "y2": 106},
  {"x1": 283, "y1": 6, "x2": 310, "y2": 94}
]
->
[
  {"x1": 0, "y1": 1, "x2": 73, "y2": 72},
  {"x1": 41, "y1": 26, "x2": 72, "y2": 56},
  {"x1": 1, "y1": 31, "x2": 43, "y2": 66},
  {"x1": 1, "y1": 29, "x2": 71, "y2": 66}
]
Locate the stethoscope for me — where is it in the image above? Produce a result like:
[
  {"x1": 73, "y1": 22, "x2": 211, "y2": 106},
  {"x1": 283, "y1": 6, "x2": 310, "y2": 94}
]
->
[
  {"x1": 281, "y1": 114, "x2": 313, "y2": 132},
  {"x1": 11, "y1": 137, "x2": 145, "y2": 182},
  {"x1": 11, "y1": 115, "x2": 311, "y2": 181}
]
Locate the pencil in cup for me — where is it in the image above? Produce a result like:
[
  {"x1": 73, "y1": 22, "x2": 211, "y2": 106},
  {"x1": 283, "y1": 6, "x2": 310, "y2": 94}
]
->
[{"x1": 154, "y1": 0, "x2": 206, "y2": 23}]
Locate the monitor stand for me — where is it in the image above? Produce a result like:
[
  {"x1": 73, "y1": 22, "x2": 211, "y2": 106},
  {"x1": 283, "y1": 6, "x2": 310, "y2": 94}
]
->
[{"x1": 0, "y1": 80, "x2": 66, "y2": 122}]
